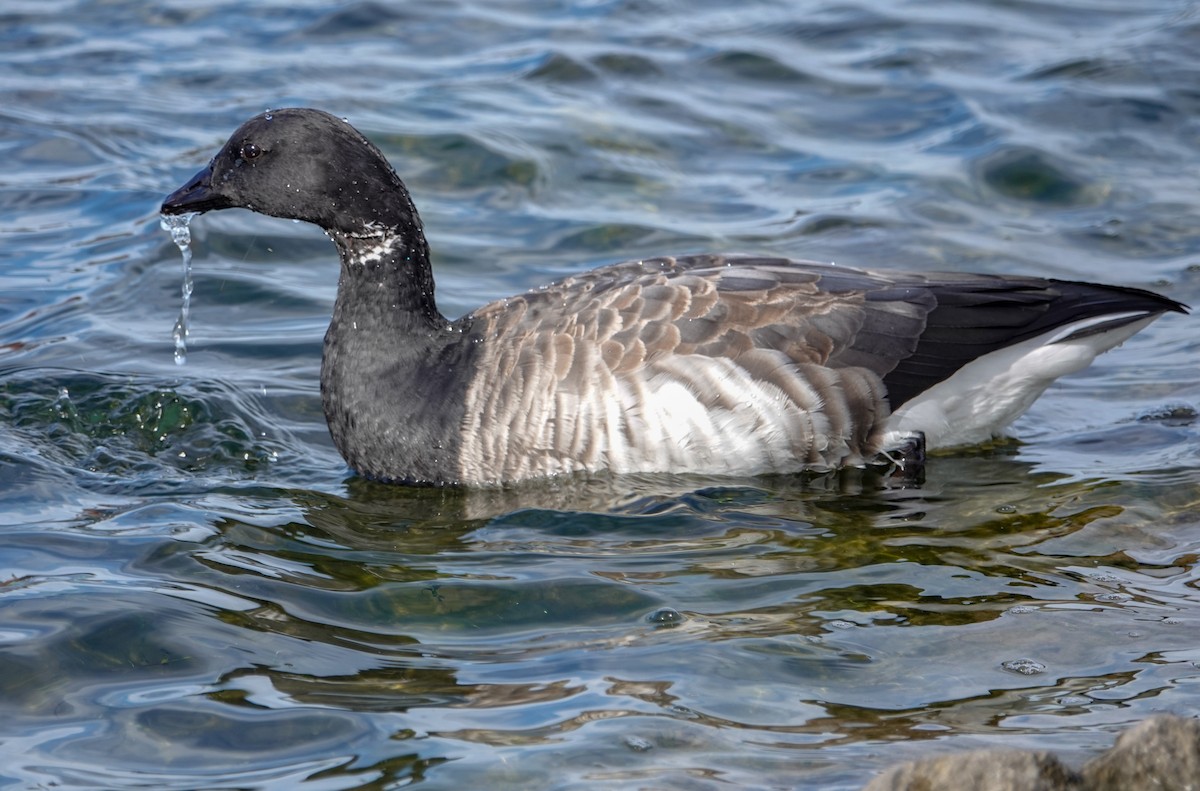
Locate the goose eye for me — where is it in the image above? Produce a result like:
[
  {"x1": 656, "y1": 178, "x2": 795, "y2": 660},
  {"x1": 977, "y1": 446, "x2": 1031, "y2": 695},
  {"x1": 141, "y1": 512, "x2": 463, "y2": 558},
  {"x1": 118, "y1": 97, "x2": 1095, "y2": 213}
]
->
[{"x1": 241, "y1": 143, "x2": 262, "y2": 161}]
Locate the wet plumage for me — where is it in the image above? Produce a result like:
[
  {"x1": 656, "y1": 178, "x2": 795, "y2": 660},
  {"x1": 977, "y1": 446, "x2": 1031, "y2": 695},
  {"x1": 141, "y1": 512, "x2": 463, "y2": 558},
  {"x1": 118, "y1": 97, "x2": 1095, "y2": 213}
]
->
[{"x1": 161, "y1": 108, "x2": 1187, "y2": 486}]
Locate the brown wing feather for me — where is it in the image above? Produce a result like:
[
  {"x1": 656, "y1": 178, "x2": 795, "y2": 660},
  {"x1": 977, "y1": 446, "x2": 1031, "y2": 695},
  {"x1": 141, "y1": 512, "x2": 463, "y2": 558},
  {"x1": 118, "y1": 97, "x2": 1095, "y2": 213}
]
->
[{"x1": 456, "y1": 255, "x2": 913, "y2": 482}]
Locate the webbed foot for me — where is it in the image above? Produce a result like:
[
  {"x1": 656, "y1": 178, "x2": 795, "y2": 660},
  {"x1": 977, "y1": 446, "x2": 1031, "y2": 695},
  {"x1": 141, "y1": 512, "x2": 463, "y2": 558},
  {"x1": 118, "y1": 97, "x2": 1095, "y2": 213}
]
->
[{"x1": 881, "y1": 431, "x2": 926, "y2": 487}]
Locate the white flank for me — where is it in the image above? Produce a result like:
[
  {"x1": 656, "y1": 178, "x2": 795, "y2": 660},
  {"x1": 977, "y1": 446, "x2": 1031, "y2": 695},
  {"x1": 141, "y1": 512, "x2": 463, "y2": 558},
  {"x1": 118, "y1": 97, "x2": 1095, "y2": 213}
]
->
[
  {"x1": 609, "y1": 357, "x2": 810, "y2": 476},
  {"x1": 881, "y1": 313, "x2": 1159, "y2": 451},
  {"x1": 460, "y1": 349, "x2": 861, "y2": 483}
]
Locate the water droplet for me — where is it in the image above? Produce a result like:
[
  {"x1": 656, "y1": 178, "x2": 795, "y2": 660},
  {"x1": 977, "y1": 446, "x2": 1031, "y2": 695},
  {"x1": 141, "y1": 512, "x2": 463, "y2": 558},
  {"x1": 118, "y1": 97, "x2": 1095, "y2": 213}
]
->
[
  {"x1": 645, "y1": 607, "x2": 683, "y2": 626},
  {"x1": 828, "y1": 619, "x2": 855, "y2": 630},
  {"x1": 624, "y1": 736, "x2": 653, "y2": 752},
  {"x1": 996, "y1": 504, "x2": 1017, "y2": 514},
  {"x1": 1000, "y1": 658, "x2": 1046, "y2": 675},
  {"x1": 54, "y1": 386, "x2": 77, "y2": 420},
  {"x1": 1007, "y1": 605, "x2": 1036, "y2": 615},
  {"x1": 160, "y1": 213, "x2": 195, "y2": 365}
]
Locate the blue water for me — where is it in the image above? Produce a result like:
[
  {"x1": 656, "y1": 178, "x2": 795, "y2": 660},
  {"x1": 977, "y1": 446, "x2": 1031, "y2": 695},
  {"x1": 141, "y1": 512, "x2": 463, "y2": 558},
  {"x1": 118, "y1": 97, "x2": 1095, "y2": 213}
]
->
[{"x1": 2, "y1": 1, "x2": 1199, "y2": 788}]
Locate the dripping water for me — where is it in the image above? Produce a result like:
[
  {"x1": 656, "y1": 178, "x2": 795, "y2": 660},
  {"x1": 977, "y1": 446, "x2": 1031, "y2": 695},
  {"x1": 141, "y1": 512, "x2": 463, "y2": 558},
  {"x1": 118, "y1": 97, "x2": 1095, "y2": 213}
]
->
[{"x1": 160, "y1": 213, "x2": 195, "y2": 365}]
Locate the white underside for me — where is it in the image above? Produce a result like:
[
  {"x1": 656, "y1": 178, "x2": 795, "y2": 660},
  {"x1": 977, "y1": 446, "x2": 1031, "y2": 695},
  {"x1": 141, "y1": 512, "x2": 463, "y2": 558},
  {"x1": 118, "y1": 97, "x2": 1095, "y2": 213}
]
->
[
  {"x1": 605, "y1": 355, "x2": 841, "y2": 477},
  {"x1": 461, "y1": 348, "x2": 866, "y2": 483},
  {"x1": 881, "y1": 312, "x2": 1157, "y2": 451}
]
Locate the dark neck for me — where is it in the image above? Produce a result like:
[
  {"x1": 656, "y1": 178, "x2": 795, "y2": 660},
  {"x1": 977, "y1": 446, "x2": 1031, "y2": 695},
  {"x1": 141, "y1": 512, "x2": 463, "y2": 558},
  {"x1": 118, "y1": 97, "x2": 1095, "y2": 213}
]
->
[
  {"x1": 321, "y1": 223, "x2": 480, "y2": 485},
  {"x1": 329, "y1": 217, "x2": 448, "y2": 333}
]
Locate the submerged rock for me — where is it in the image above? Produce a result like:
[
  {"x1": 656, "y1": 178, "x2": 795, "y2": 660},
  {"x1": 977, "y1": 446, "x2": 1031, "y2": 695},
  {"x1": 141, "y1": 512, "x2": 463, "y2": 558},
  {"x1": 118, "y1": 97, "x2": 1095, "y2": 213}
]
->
[
  {"x1": 864, "y1": 714, "x2": 1200, "y2": 791},
  {"x1": 1082, "y1": 715, "x2": 1200, "y2": 790},
  {"x1": 865, "y1": 750, "x2": 1080, "y2": 791}
]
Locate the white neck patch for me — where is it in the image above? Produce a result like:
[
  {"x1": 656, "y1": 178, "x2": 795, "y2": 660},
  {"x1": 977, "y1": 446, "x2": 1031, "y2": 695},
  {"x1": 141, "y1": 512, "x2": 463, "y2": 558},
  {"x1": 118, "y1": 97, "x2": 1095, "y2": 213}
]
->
[{"x1": 341, "y1": 222, "x2": 400, "y2": 267}]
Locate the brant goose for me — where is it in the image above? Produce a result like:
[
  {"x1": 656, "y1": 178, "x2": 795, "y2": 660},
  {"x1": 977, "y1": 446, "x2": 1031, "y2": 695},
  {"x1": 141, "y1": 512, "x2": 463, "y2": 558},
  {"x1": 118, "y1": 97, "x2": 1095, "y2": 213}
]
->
[{"x1": 162, "y1": 108, "x2": 1186, "y2": 486}]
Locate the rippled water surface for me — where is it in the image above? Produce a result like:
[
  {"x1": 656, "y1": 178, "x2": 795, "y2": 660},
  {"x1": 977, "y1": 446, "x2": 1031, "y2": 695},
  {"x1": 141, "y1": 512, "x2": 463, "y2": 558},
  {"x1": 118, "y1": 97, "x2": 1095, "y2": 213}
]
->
[{"x1": 2, "y1": 1, "x2": 1199, "y2": 788}]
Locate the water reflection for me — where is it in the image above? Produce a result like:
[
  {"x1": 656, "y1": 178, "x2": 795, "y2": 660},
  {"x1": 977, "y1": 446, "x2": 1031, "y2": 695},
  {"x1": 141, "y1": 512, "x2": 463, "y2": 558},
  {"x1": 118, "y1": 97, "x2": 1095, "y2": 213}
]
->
[
  {"x1": 1, "y1": 416, "x2": 1196, "y2": 788},
  {"x1": 3, "y1": 0, "x2": 1199, "y2": 786}
]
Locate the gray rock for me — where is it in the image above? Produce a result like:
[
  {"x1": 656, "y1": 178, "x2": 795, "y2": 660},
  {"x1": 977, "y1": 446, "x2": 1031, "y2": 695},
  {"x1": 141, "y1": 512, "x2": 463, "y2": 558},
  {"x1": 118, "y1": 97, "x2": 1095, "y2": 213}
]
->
[
  {"x1": 863, "y1": 750, "x2": 1081, "y2": 791},
  {"x1": 1081, "y1": 715, "x2": 1200, "y2": 791},
  {"x1": 863, "y1": 715, "x2": 1200, "y2": 791}
]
